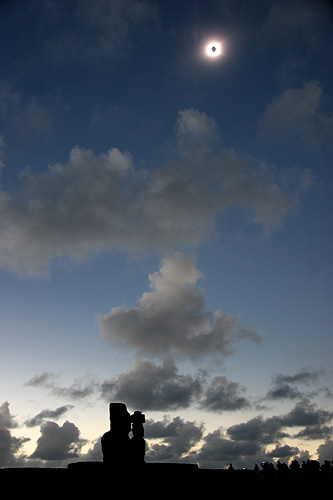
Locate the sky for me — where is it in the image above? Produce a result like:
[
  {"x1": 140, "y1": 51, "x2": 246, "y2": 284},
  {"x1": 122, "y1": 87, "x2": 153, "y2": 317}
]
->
[{"x1": 0, "y1": 0, "x2": 332, "y2": 470}]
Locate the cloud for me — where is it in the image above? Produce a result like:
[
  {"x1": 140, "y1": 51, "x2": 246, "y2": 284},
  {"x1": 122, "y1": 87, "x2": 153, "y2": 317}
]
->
[
  {"x1": 193, "y1": 398, "x2": 333, "y2": 468},
  {"x1": 0, "y1": 401, "x2": 29, "y2": 467},
  {"x1": 100, "y1": 358, "x2": 203, "y2": 410},
  {"x1": 100, "y1": 356, "x2": 252, "y2": 413},
  {"x1": 24, "y1": 405, "x2": 74, "y2": 428},
  {"x1": 195, "y1": 428, "x2": 263, "y2": 469},
  {"x1": 98, "y1": 253, "x2": 262, "y2": 359},
  {"x1": 25, "y1": 371, "x2": 59, "y2": 388},
  {"x1": 145, "y1": 415, "x2": 204, "y2": 462},
  {"x1": 227, "y1": 399, "x2": 333, "y2": 446},
  {"x1": 0, "y1": 108, "x2": 312, "y2": 277},
  {"x1": 281, "y1": 398, "x2": 333, "y2": 429},
  {"x1": 25, "y1": 372, "x2": 97, "y2": 400},
  {"x1": 30, "y1": 420, "x2": 85, "y2": 462},
  {"x1": 199, "y1": 376, "x2": 250, "y2": 412},
  {"x1": 266, "y1": 370, "x2": 326, "y2": 400},
  {"x1": 317, "y1": 439, "x2": 333, "y2": 463},
  {"x1": 258, "y1": 80, "x2": 333, "y2": 148}
]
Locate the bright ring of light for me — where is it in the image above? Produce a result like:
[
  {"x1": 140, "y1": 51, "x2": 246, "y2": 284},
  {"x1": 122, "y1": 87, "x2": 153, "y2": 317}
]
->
[{"x1": 206, "y1": 41, "x2": 222, "y2": 57}]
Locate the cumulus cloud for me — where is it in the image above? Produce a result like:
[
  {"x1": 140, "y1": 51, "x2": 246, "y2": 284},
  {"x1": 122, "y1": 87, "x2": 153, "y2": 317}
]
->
[
  {"x1": 0, "y1": 401, "x2": 29, "y2": 467},
  {"x1": 145, "y1": 415, "x2": 204, "y2": 462},
  {"x1": 98, "y1": 253, "x2": 262, "y2": 359},
  {"x1": 101, "y1": 358, "x2": 203, "y2": 410},
  {"x1": 317, "y1": 439, "x2": 333, "y2": 463},
  {"x1": 195, "y1": 428, "x2": 263, "y2": 469},
  {"x1": 258, "y1": 80, "x2": 333, "y2": 148},
  {"x1": 30, "y1": 420, "x2": 85, "y2": 462},
  {"x1": 194, "y1": 398, "x2": 332, "y2": 468},
  {"x1": 0, "y1": 108, "x2": 311, "y2": 277},
  {"x1": 199, "y1": 376, "x2": 250, "y2": 412},
  {"x1": 227, "y1": 399, "x2": 333, "y2": 446}
]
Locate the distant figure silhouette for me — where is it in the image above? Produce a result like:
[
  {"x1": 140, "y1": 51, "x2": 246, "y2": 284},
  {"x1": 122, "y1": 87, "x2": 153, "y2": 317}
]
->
[{"x1": 101, "y1": 402, "x2": 146, "y2": 471}]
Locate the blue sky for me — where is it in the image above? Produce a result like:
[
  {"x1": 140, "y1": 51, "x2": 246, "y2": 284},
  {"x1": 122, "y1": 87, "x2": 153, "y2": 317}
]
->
[{"x1": 0, "y1": 0, "x2": 332, "y2": 469}]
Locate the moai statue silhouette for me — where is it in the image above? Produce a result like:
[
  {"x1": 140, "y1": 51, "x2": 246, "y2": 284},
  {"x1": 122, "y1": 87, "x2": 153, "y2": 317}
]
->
[
  {"x1": 130, "y1": 410, "x2": 146, "y2": 464},
  {"x1": 101, "y1": 402, "x2": 131, "y2": 468}
]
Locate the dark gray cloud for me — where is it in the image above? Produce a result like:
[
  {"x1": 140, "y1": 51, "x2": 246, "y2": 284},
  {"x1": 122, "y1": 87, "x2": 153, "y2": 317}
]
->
[
  {"x1": 30, "y1": 420, "x2": 85, "y2": 462},
  {"x1": 266, "y1": 444, "x2": 300, "y2": 461},
  {"x1": 25, "y1": 372, "x2": 97, "y2": 400},
  {"x1": 199, "y1": 376, "x2": 250, "y2": 412},
  {"x1": 281, "y1": 398, "x2": 333, "y2": 429},
  {"x1": 0, "y1": 108, "x2": 311, "y2": 277},
  {"x1": 317, "y1": 439, "x2": 333, "y2": 463},
  {"x1": 100, "y1": 357, "x2": 252, "y2": 413},
  {"x1": 24, "y1": 405, "x2": 74, "y2": 427},
  {"x1": 99, "y1": 252, "x2": 262, "y2": 359},
  {"x1": 0, "y1": 401, "x2": 29, "y2": 467},
  {"x1": 145, "y1": 416, "x2": 204, "y2": 463},
  {"x1": 227, "y1": 399, "x2": 333, "y2": 445},
  {"x1": 25, "y1": 371, "x2": 60, "y2": 388},
  {"x1": 266, "y1": 369, "x2": 327, "y2": 401},
  {"x1": 193, "y1": 398, "x2": 333, "y2": 468},
  {"x1": 101, "y1": 358, "x2": 203, "y2": 411},
  {"x1": 227, "y1": 415, "x2": 286, "y2": 445},
  {"x1": 195, "y1": 428, "x2": 263, "y2": 469}
]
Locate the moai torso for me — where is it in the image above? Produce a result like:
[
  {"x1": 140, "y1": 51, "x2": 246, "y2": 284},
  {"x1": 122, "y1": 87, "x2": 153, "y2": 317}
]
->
[
  {"x1": 101, "y1": 403, "x2": 146, "y2": 469},
  {"x1": 101, "y1": 403, "x2": 131, "y2": 467}
]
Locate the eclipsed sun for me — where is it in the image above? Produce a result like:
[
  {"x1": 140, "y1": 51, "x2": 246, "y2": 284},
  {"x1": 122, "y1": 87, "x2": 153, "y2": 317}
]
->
[{"x1": 205, "y1": 41, "x2": 222, "y2": 58}]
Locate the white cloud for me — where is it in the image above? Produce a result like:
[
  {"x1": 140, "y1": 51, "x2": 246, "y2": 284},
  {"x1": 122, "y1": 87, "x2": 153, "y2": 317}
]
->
[
  {"x1": 98, "y1": 253, "x2": 262, "y2": 359},
  {"x1": 0, "y1": 108, "x2": 311, "y2": 277}
]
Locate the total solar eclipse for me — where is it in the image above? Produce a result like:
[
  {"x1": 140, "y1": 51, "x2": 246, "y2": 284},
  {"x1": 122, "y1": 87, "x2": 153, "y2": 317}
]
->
[{"x1": 206, "y1": 41, "x2": 222, "y2": 57}]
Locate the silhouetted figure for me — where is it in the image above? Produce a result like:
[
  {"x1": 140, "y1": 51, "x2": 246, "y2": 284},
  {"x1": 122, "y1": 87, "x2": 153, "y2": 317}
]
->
[
  {"x1": 290, "y1": 459, "x2": 300, "y2": 473},
  {"x1": 101, "y1": 402, "x2": 131, "y2": 469},
  {"x1": 130, "y1": 410, "x2": 146, "y2": 465},
  {"x1": 101, "y1": 402, "x2": 146, "y2": 474}
]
